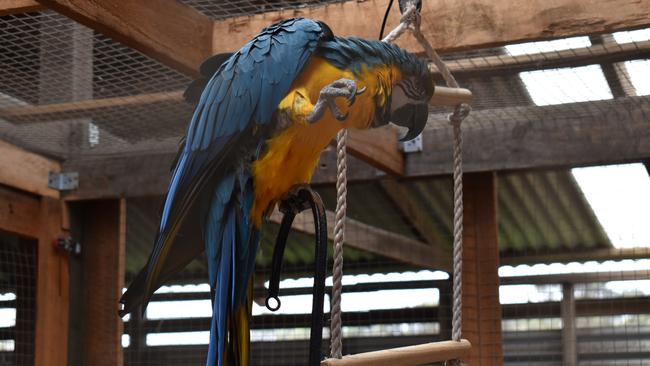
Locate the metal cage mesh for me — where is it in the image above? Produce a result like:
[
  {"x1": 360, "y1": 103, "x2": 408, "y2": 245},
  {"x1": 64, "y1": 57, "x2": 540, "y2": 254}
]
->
[{"x1": 0, "y1": 2, "x2": 649, "y2": 366}]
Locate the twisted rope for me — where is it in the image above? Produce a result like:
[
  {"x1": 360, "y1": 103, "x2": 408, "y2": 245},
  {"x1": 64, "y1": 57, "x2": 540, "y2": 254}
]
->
[
  {"x1": 381, "y1": 4, "x2": 417, "y2": 43},
  {"x1": 330, "y1": 2, "x2": 470, "y2": 361},
  {"x1": 397, "y1": 2, "x2": 470, "y2": 347},
  {"x1": 330, "y1": 128, "x2": 347, "y2": 359},
  {"x1": 398, "y1": 3, "x2": 470, "y2": 364}
]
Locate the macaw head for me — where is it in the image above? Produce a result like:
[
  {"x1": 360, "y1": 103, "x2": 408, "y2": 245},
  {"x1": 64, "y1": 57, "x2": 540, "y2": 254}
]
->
[
  {"x1": 388, "y1": 72, "x2": 434, "y2": 141},
  {"x1": 369, "y1": 57, "x2": 434, "y2": 141}
]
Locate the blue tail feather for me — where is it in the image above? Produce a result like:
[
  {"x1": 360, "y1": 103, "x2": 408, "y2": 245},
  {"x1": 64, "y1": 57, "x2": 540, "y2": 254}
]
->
[{"x1": 205, "y1": 170, "x2": 259, "y2": 366}]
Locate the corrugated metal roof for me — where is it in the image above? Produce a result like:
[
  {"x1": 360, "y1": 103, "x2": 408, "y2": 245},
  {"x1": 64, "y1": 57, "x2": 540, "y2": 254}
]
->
[{"x1": 124, "y1": 169, "x2": 611, "y2": 282}]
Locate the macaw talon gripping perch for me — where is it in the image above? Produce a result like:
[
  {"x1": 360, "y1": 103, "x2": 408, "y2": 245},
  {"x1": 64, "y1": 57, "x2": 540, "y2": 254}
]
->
[
  {"x1": 307, "y1": 78, "x2": 367, "y2": 123},
  {"x1": 266, "y1": 185, "x2": 329, "y2": 366}
]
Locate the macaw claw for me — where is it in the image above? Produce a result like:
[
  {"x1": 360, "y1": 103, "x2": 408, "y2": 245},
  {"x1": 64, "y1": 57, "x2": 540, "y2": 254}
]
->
[{"x1": 307, "y1": 78, "x2": 365, "y2": 123}]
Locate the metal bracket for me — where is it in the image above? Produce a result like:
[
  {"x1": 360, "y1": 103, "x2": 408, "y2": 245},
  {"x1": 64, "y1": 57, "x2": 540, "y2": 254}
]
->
[
  {"x1": 400, "y1": 133, "x2": 423, "y2": 153},
  {"x1": 54, "y1": 236, "x2": 82, "y2": 256},
  {"x1": 48, "y1": 172, "x2": 79, "y2": 191}
]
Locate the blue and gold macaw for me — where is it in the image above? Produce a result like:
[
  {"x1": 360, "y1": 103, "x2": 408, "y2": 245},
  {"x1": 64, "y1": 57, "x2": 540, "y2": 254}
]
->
[{"x1": 120, "y1": 18, "x2": 433, "y2": 366}]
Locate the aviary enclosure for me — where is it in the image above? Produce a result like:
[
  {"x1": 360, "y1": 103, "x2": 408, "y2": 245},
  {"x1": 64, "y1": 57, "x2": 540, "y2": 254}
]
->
[{"x1": 0, "y1": 0, "x2": 649, "y2": 365}]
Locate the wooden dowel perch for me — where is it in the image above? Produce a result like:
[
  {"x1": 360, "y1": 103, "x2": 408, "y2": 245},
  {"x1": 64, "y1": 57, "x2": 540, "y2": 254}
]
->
[
  {"x1": 320, "y1": 339, "x2": 471, "y2": 366},
  {"x1": 430, "y1": 86, "x2": 473, "y2": 106}
]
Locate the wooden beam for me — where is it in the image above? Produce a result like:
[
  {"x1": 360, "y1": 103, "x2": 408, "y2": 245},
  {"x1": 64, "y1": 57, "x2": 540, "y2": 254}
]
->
[
  {"x1": 405, "y1": 96, "x2": 650, "y2": 178},
  {"x1": 590, "y1": 35, "x2": 636, "y2": 99},
  {"x1": 499, "y1": 270, "x2": 650, "y2": 286},
  {"x1": 35, "y1": 0, "x2": 213, "y2": 76},
  {"x1": 0, "y1": 101, "x2": 404, "y2": 178},
  {"x1": 442, "y1": 39, "x2": 650, "y2": 77},
  {"x1": 501, "y1": 247, "x2": 650, "y2": 265},
  {"x1": 0, "y1": 140, "x2": 60, "y2": 199},
  {"x1": 269, "y1": 208, "x2": 451, "y2": 271},
  {"x1": 34, "y1": 197, "x2": 69, "y2": 366},
  {"x1": 0, "y1": 0, "x2": 44, "y2": 16},
  {"x1": 0, "y1": 184, "x2": 41, "y2": 238},
  {"x1": 211, "y1": 0, "x2": 650, "y2": 55},
  {"x1": 461, "y1": 172, "x2": 502, "y2": 365},
  {"x1": 0, "y1": 91, "x2": 183, "y2": 121},
  {"x1": 79, "y1": 199, "x2": 126, "y2": 366},
  {"x1": 61, "y1": 96, "x2": 650, "y2": 199},
  {"x1": 39, "y1": 0, "x2": 650, "y2": 77}
]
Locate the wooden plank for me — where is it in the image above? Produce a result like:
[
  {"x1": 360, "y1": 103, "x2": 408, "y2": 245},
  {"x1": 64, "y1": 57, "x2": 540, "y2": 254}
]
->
[
  {"x1": 211, "y1": 0, "x2": 650, "y2": 55},
  {"x1": 35, "y1": 0, "x2": 213, "y2": 76},
  {"x1": 80, "y1": 199, "x2": 125, "y2": 366},
  {"x1": 320, "y1": 340, "x2": 471, "y2": 366},
  {"x1": 0, "y1": 185, "x2": 40, "y2": 238},
  {"x1": 0, "y1": 140, "x2": 60, "y2": 199},
  {"x1": 0, "y1": 91, "x2": 183, "y2": 121},
  {"x1": 347, "y1": 127, "x2": 403, "y2": 176},
  {"x1": 461, "y1": 172, "x2": 503, "y2": 365},
  {"x1": 34, "y1": 197, "x2": 69, "y2": 366},
  {"x1": 270, "y1": 208, "x2": 451, "y2": 271},
  {"x1": 0, "y1": 0, "x2": 44, "y2": 16}
]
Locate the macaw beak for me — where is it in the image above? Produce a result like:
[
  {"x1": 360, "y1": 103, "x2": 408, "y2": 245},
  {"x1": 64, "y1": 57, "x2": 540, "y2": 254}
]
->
[{"x1": 391, "y1": 103, "x2": 429, "y2": 141}]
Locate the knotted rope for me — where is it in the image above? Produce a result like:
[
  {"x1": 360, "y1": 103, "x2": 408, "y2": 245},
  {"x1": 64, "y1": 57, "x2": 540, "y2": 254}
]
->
[{"x1": 330, "y1": 2, "x2": 471, "y2": 361}]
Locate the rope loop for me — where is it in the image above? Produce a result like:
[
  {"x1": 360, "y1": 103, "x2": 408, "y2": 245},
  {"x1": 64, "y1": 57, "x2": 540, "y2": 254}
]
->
[{"x1": 449, "y1": 103, "x2": 472, "y2": 126}]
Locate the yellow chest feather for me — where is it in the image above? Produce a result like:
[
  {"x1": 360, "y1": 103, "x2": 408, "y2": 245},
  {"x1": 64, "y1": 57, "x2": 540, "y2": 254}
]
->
[{"x1": 250, "y1": 57, "x2": 399, "y2": 225}]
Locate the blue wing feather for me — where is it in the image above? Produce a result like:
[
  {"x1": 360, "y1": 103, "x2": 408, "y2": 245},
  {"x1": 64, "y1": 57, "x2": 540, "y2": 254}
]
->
[{"x1": 117, "y1": 17, "x2": 332, "y2": 365}]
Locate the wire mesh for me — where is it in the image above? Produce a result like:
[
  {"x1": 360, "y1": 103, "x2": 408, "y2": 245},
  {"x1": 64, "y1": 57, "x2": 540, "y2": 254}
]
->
[
  {"x1": 0, "y1": 232, "x2": 37, "y2": 366},
  {"x1": 181, "y1": 0, "x2": 347, "y2": 20},
  {"x1": 1, "y1": 3, "x2": 650, "y2": 366},
  {"x1": 0, "y1": 11, "x2": 190, "y2": 159}
]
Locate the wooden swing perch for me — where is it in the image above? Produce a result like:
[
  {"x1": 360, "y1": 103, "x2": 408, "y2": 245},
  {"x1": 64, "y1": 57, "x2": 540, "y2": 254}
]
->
[
  {"x1": 321, "y1": 339, "x2": 472, "y2": 366},
  {"x1": 322, "y1": 2, "x2": 473, "y2": 366},
  {"x1": 430, "y1": 86, "x2": 473, "y2": 107}
]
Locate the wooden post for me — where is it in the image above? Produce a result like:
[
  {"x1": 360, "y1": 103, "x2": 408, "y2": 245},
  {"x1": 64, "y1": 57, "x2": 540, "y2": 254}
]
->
[
  {"x1": 34, "y1": 197, "x2": 70, "y2": 366},
  {"x1": 561, "y1": 283, "x2": 578, "y2": 366},
  {"x1": 437, "y1": 279, "x2": 453, "y2": 341},
  {"x1": 80, "y1": 199, "x2": 126, "y2": 366},
  {"x1": 461, "y1": 172, "x2": 503, "y2": 365},
  {"x1": 39, "y1": 14, "x2": 93, "y2": 157}
]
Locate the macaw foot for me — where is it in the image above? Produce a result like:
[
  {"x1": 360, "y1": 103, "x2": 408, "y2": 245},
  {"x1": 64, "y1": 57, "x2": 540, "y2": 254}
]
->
[{"x1": 307, "y1": 78, "x2": 366, "y2": 123}]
